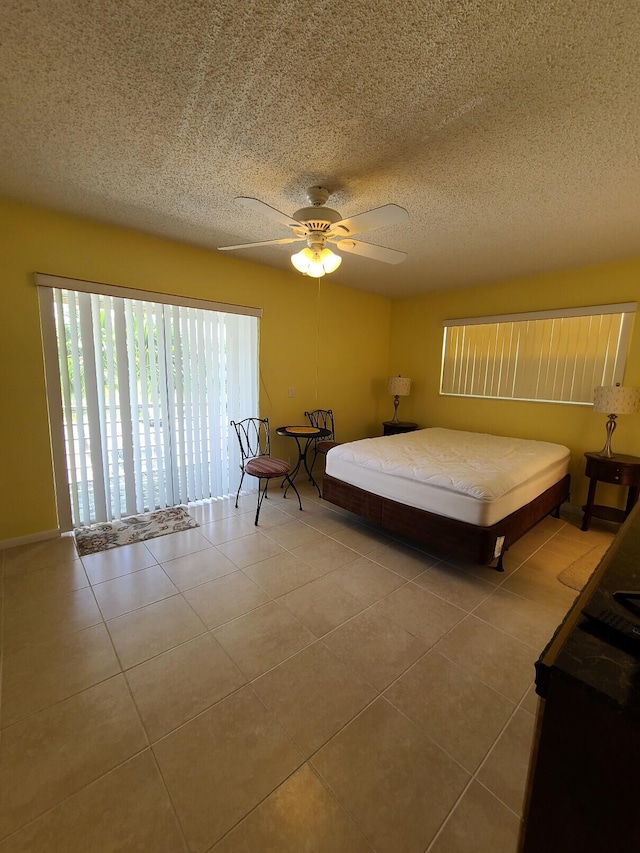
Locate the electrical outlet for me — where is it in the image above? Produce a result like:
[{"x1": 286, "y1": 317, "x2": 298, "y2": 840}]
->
[{"x1": 288, "y1": 387, "x2": 295, "y2": 398}]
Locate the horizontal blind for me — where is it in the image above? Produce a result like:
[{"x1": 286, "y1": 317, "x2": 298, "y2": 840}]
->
[{"x1": 441, "y1": 304, "x2": 635, "y2": 404}]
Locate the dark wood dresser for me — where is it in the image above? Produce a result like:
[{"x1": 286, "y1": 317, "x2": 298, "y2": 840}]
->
[{"x1": 519, "y1": 503, "x2": 640, "y2": 852}]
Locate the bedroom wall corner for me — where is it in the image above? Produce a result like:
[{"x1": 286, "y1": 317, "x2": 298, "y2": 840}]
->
[
  {"x1": 0, "y1": 197, "x2": 391, "y2": 541},
  {"x1": 389, "y1": 257, "x2": 640, "y2": 511}
]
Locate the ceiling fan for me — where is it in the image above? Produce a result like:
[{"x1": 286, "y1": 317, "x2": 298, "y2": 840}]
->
[{"x1": 218, "y1": 186, "x2": 409, "y2": 278}]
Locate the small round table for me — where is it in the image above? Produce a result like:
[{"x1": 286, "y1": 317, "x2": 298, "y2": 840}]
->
[{"x1": 276, "y1": 425, "x2": 331, "y2": 497}]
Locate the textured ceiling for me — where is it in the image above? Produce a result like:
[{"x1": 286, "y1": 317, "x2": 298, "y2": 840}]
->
[{"x1": 1, "y1": 0, "x2": 639, "y2": 298}]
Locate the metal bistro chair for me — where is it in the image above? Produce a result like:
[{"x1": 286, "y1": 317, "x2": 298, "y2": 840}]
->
[
  {"x1": 304, "y1": 409, "x2": 341, "y2": 478},
  {"x1": 230, "y1": 417, "x2": 302, "y2": 525}
]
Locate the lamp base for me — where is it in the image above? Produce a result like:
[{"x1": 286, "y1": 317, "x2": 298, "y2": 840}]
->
[
  {"x1": 391, "y1": 395, "x2": 400, "y2": 423},
  {"x1": 598, "y1": 414, "x2": 617, "y2": 458}
]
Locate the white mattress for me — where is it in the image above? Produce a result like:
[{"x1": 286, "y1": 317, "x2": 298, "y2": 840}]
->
[{"x1": 325, "y1": 428, "x2": 570, "y2": 527}]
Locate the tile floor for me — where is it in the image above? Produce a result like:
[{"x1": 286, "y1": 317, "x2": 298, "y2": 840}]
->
[{"x1": 0, "y1": 481, "x2": 614, "y2": 852}]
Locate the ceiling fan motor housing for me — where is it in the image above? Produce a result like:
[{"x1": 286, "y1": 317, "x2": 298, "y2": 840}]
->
[
  {"x1": 306, "y1": 186, "x2": 330, "y2": 206},
  {"x1": 292, "y1": 207, "x2": 342, "y2": 231},
  {"x1": 292, "y1": 186, "x2": 342, "y2": 231}
]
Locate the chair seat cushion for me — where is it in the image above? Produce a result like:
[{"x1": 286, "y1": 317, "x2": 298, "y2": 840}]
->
[
  {"x1": 317, "y1": 440, "x2": 340, "y2": 454},
  {"x1": 245, "y1": 456, "x2": 290, "y2": 477}
]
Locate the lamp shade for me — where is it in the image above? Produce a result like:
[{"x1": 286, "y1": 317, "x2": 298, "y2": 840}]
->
[
  {"x1": 593, "y1": 386, "x2": 640, "y2": 415},
  {"x1": 320, "y1": 248, "x2": 342, "y2": 273},
  {"x1": 291, "y1": 247, "x2": 315, "y2": 273},
  {"x1": 387, "y1": 376, "x2": 411, "y2": 396}
]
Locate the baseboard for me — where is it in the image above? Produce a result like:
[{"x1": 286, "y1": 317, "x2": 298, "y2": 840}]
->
[{"x1": 0, "y1": 528, "x2": 62, "y2": 550}]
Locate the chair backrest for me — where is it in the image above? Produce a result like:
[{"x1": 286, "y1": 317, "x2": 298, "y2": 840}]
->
[
  {"x1": 305, "y1": 409, "x2": 335, "y2": 440},
  {"x1": 230, "y1": 417, "x2": 271, "y2": 464}
]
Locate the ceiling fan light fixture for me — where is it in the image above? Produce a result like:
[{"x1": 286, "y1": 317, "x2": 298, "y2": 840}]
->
[
  {"x1": 306, "y1": 260, "x2": 326, "y2": 278},
  {"x1": 320, "y1": 247, "x2": 342, "y2": 273},
  {"x1": 290, "y1": 246, "x2": 341, "y2": 277},
  {"x1": 291, "y1": 247, "x2": 314, "y2": 273}
]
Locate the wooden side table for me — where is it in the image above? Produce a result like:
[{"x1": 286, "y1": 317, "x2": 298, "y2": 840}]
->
[
  {"x1": 581, "y1": 451, "x2": 640, "y2": 531},
  {"x1": 383, "y1": 421, "x2": 418, "y2": 436}
]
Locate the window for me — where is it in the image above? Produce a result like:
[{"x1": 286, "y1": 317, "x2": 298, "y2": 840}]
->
[
  {"x1": 440, "y1": 303, "x2": 636, "y2": 404},
  {"x1": 37, "y1": 274, "x2": 260, "y2": 529}
]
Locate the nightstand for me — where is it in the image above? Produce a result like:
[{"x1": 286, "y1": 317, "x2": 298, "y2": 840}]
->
[
  {"x1": 382, "y1": 421, "x2": 418, "y2": 436},
  {"x1": 581, "y1": 451, "x2": 640, "y2": 531}
]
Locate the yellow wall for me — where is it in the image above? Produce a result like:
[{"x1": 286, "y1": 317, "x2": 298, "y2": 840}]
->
[
  {"x1": 3, "y1": 193, "x2": 638, "y2": 542},
  {"x1": 390, "y1": 259, "x2": 640, "y2": 509},
  {"x1": 0, "y1": 197, "x2": 391, "y2": 541}
]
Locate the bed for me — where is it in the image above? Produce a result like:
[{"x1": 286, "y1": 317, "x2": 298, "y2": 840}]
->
[{"x1": 322, "y1": 427, "x2": 571, "y2": 571}]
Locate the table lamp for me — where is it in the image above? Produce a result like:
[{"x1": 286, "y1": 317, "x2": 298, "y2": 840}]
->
[
  {"x1": 593, "y1": 384, "x2": 640, "y2": 457},
  {"x1": 387, "y1": 375, "x2": 411, "y2": 423}
]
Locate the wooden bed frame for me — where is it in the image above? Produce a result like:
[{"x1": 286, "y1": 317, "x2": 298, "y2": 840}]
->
[{"x1": 322, "y1": 473, "x2": 571, "y2": 571}]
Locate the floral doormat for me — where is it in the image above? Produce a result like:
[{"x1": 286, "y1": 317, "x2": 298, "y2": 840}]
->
[{"x1": 74, "y1": 505, "x2": 199, "y2": 557}]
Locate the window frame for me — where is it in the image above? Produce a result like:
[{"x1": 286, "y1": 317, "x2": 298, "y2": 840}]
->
[
  {"x1": 36, "y1": 273, "x2": 262, "y2": 530},
  {"x1": 440, "y1": 302, "x2": 636, "y2": 406}
]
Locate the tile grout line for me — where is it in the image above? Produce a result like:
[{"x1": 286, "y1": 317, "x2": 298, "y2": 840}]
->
[
  {"x1": 0, "y1": 509, "x2": 580, "y2": 732},
  {"x1": 423, "y1": 686, "x2": 539, "y2": 853},
  {"x1": 2, "y1": 541, "x2": 194, "y2": 848},
  {"x1": 0, "y1": 743, "x2": 173, "y2": 847},
  {"x1": 0, "y1": 503, "x2": 613, "y2": 849},
  {"x1": 3, "y1": 535, "x2": 543, "y2": 750},
  {"x1": 118, "y1": 659, "x2": 193, "y2": 852},
  {"x1": 216, "y1": 537, "x2": 540, "y2": 848}
]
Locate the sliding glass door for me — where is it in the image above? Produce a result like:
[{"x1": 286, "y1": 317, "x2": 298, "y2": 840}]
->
[{"x1": 38, "y1": 277, "x2": 259, "y2": 529}]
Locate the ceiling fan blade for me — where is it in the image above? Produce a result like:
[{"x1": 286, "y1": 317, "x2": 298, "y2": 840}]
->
[
  {"x1": 235, "y1": 197, "x2": 301, "y2": 229},
  {"x1": 332, "y1": 239, "x2": 407, "y2": 264},
  {"x1": 218, "y1": 237, "x2": 303, "y2": 251},
  {"x1": 330, "y1": 204, "x2": 409, "y2": 237}
]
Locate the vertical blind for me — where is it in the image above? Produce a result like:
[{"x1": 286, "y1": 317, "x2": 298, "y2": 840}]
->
[
  {"x1": 441, "y1": 304, "x2": 636, "y2": 404},
  {"x1": 39, "y1": 277, "x2": 259, "y2": 528}
]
